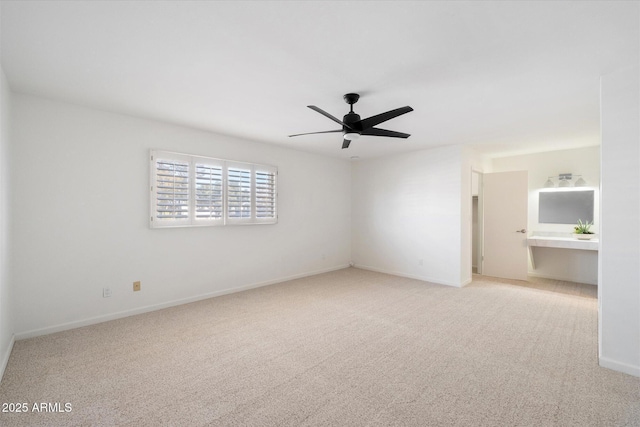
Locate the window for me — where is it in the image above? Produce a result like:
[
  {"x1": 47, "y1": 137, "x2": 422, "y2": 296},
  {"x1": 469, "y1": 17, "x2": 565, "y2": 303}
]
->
[
  {"x1": 255, "y1": 169, "x2": 277, "y2": 219},
  {"x1": 226, "y1": 165, "x2": 252, "y2": 222},
  {"x1": 195, "y1": 159, "x2": 225, "y2": 224},
  {"x1": 151, "y1": 151, "x2": 277, "y2": 228},
  {"x1": 154, "y1": 154, "x2": 191, "y2": 226}
]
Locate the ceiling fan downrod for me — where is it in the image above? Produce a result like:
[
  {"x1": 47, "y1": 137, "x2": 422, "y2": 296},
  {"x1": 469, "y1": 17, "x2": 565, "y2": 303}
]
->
[{"x1": 343, "y1": 93, "x2": 360, "y2": 113}]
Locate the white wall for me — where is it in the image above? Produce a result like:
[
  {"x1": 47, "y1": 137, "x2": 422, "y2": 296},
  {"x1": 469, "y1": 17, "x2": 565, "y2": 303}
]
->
[
  {"x1": 11, "y1": 93, "x2": 352, "y2": 337},
  {"x1": 492, "y1": 147, "x2": 600, "y2": 284},
  {"x1": 351, "y1": 145, "x2": 464, "y2": 287},
  {"x1": 0, "y1": 68, "x2": 13, "y2": 378},
  {"x1": 599, "y1": 65, "x2": 640, "y2": 377}
]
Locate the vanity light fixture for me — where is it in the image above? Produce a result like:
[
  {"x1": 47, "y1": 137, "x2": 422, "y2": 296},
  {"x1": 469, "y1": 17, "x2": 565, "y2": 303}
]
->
[{"x1": 543, "y1": 173, "x2": 586, "y2": 188}]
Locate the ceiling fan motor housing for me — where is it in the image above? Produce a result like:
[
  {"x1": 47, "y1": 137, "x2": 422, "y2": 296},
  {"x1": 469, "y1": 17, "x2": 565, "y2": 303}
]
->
[
  {"x1": 343, "y1": 93, "x2": 362, "y2": 135},
  {"x1": 343, "y1": 112, "x2": 361, "y2": 134}
]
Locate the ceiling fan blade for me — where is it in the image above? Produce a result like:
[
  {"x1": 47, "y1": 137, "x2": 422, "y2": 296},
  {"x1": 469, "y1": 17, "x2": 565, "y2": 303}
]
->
[
  {"x1": 288, "y1": 129, "x2": 342, "y2": 137},
  {"x1": 361, "y1": 127, "x2": 411, "y2": 139},
  {"x1": 308, "y1": 105, "x2": 354, "y2": 130},
  {"x1": 359, "y1": 106, "x2": 413, "y2": 131},
  {"x1": 342, "y1": 139, "x2": 351, "y2": 149}
]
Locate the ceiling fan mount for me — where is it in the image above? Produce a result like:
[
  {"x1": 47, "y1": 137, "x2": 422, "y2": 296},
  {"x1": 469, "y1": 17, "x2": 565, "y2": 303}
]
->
[
  {"x1": 289, "y1": 93, "x2": 413, "y2": 149},
  {"x1": 343, "y1": 92, "x2": 360, "y2": 107}
]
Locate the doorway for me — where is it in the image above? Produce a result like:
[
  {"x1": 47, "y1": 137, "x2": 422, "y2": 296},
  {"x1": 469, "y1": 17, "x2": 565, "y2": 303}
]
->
[{"x1": 471, "y1": 171, "x2": 483, "y2": 275}]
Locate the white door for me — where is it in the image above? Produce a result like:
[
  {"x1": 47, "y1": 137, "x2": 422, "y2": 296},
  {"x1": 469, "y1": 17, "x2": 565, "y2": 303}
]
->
[{"x1": 483, "y1": 171, "x2": 528, "y2": 281}]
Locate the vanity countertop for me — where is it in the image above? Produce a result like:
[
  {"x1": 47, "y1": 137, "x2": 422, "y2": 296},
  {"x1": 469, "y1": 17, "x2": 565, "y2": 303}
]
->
[{"x1": 527, "y1": 236, "x2": 598, "y2": 250}]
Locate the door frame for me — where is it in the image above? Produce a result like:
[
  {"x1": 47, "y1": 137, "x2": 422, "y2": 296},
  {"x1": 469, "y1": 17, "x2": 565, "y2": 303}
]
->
[{"x1": 472, "y1": 169, "x2": 484, "y2": 275}]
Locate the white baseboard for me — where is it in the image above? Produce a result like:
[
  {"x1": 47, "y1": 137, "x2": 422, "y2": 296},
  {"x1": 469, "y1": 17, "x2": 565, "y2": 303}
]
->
[
  {"x1": 0, "y1": 334, "x2": 15, "y2": 382},
  {"x1": 599, "y1": 356, "x2": 640, "y2": 377},
  {"x1": 15, "y1": 264, "x2": 350, "y2": 340},
  {"x1": 354, "y1": 264, "x2": 464, "y2": 288}
]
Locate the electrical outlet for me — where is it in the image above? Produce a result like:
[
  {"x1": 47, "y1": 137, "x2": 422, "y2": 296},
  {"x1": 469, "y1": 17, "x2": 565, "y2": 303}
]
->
[
  {"x1": 133, "y1": 281, "x2": 141, "y2": 292},
  {"x1": 419, "y1": 259, "x2": 424, "y2": 266},
  {"x1": 103, "y1": 288, "x2": 112, "y2": 298}
]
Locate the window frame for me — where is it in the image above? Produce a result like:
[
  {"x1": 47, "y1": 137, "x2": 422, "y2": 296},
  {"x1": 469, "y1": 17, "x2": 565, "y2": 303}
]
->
[{"x1": 150, "y1": 150, "x2": 277, "y2": 228}]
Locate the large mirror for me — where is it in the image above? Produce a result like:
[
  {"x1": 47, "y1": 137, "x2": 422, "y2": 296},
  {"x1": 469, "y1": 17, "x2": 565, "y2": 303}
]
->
[{"x1": 539, "y1": 190, "x2": 594, "y2": 224}]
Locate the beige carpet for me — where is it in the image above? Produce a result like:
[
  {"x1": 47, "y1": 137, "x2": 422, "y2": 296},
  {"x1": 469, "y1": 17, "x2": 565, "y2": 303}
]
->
[{"x1": 1, "y1": 268, "x2": 638, "y2": 426}]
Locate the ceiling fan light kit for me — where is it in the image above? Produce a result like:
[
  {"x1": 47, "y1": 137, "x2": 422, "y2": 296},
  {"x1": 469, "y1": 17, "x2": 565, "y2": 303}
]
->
[{"x1": 289, "y1": 93, "x2": 414, "y2": 149}]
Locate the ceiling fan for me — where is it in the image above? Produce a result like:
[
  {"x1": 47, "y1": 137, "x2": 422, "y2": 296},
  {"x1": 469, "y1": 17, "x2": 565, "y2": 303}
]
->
[{"x1": 289, "y1": 93, "x2": 413, "y2": 149}]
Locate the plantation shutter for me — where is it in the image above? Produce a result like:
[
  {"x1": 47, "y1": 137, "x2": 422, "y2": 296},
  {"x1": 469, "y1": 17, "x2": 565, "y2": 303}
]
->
[
  {"x1": 152, "y1": 153, "x2": 190, "y2": 226},
  {"x1": 151, "y1": 150, "x2": 277, "y2": 227},
  {"x1": 255, "y1": 167, "x2": 277, "y2": 222},
  {"x1": 194, "y1": 159, "x2": 224, "y2": 224},
  {"x1": 227, "y1": 164, "x2": 252, "y2": 222}
]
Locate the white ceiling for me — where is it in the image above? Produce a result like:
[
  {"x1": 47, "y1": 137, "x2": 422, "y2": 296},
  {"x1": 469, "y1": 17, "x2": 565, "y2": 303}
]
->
[{"x1": 1, "y1": 1, "x2": 638, "y2": 159}]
